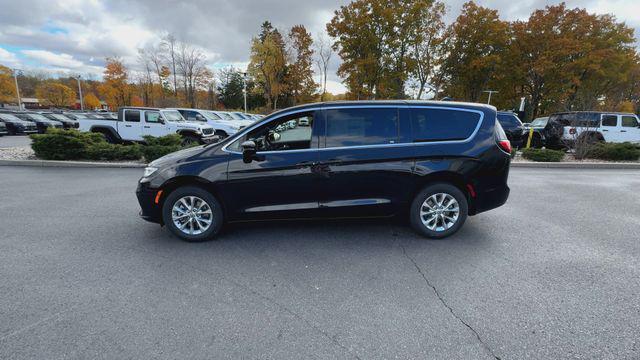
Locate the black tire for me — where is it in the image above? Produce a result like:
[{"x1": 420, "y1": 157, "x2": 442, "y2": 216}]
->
[
  {"x1": 162, "y1": 186, "x2": 224, "y2": 242},
  {"x1": 181, "y1": 134, "x2": 199, "y2": 146},
  {"x1": 410, "y1": 183, "x2": 468, "y2": 239},
  {"x1": 100, "y1": 131, "x2": 116, "y2": 144}
]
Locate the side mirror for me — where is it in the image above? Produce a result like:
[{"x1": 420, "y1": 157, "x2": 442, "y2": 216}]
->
[
  {"x1": 195, "y1": 114, "x2": 206, "y2": 122},
  {"x1": 158, "y1": 117, "x2": 165, "y2": 124},
  {"x1": 241, "y1": 140, "x2": 257, "y2": 163}
]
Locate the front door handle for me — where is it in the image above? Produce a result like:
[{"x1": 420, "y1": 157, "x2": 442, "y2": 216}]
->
[
  {"x1": 125, "y1": 125, "x2": 132, "y2": 128},
  {"x1": 620, "y1": 130, "x2": 627, "y2": 132},
  {"x1": 143, "y1": 126, "x2": 150, "y2": 128}
]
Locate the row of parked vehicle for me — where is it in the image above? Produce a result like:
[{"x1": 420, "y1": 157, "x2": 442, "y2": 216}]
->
[
  {"x1": 76, "y1": 107, "x2": 265, "y2": 145},
  {"x1": 495, "y1": 110, "x2": 640, "y2": 149},
  {"x1": 0, "y1": 107, "x2": 265, "y2": 145}
]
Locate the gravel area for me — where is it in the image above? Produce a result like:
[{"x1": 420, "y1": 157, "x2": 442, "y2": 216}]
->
[{"x1": 0, "y1": 146, "x2": 36, "y2": 160}]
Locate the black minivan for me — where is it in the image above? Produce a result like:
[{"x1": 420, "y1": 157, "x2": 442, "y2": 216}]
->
[{"x1": 137, "y1": 101, "x2": 511, "y2": 241}]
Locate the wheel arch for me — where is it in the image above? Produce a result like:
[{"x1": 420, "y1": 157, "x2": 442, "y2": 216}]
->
[
  {"x1": 157, "y1": 175, "x2": 227, "y2": 221},
  {"x1": 90, "y1": 126, "x2": 120, "y2": 141},
  {"x1": 411, "y1": 171, "x2": 474, "y2": 214}
]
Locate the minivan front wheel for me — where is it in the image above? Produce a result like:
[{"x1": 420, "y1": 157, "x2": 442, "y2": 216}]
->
[
  {"x1": 162, "y1": 186, "x2": 223, "y2": 242},
  {"x1": 410, "y1": 183, "x2": 468, "y2": 239}
]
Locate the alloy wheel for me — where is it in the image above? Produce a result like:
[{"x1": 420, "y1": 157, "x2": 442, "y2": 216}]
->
[
  {"x1": 419, "y1": 193, "x2": 460, "y2": 232},
  {"x1": 171, "y1": 196, "x2": 214, "y2": 235}
]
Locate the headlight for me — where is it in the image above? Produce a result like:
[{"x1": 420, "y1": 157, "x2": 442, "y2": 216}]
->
[{"x1": 143, "y1": 166, "x2": 158, "y2": 178}]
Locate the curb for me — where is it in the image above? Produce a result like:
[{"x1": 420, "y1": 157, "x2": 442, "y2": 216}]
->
[
  {"x1": 0, "y1": 159, "x2": 146, "y2": 168},
  {"x1": 511, "y1": 162, "x2": 640, "y2": 169}
]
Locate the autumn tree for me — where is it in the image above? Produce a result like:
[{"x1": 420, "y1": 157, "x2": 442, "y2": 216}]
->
[
  {"x1": 36, "y1": 82, "x2": 76, "y2": 107},
  {"x1": 327, "y1": 0, "x2": 436, "y2": 99},
  {"x1": 441, "y1": 2, "x2": 509, "y2": 102},
  {"x1": 98, "y1": 57, "x2": 132, "y2": 109},
  {"x1": 176, "y1": 42, "x2": 210, "y2": 108},
  {"x1": 0, "y1": 65, "x2": 16, "y2": 104},
  {"x1": 409, "y1": 1, "x2": 447, "y2": 99},
  {"x1": 285, "y1": 25, "x2": 317, "y2": 105},
  {"x1": 249, "y1": 21, "x2": 287, "y2": 109},
  {"x1": 83, "y1": 93, "x2": 101, "y2": 109},
  {"x1": 501, "y1": 4, "x2": 638, "y2": 118}
]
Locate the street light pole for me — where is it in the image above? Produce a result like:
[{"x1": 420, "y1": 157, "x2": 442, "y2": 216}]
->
[
  {"x1": 242, "y1": 72, "x2": 248, "y2": 113},
  {"x1": 483, "y1": 90, "x2": 498, "y2": 105},
  {"x1": 75, "y1": 75, "x2": 84, "y2": 111},
  {"x1": 12, "y1": 69, "x2": 22, "y2": 110}
]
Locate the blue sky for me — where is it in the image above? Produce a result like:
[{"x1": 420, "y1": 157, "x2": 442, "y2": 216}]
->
[{"x1": 0, "y1": 0, "x2": 638, "y2": 94}]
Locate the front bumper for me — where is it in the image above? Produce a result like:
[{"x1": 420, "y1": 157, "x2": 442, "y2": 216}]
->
[{"x1": 136, "y1": 181, "x2": 163, "y2": 224}]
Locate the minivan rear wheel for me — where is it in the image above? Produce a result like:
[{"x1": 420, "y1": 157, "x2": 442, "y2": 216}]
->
[
  {"x1": 162, "y1": 186, "x2": 223, "y2": 242},
  {"x1": 410, "y1": 183, "x2": 468, "y2": 239}
]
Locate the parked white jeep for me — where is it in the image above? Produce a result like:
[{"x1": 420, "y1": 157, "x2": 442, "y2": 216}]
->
[
  {"x1": 168, "y1": 108, "x2": 253, "y2": 138},
  {"x1": 548, "y1": 111, "x2": 640, "y2": 145},
  {"x1": 78, "y1": 107, "x2": 217, "y2": 144}
]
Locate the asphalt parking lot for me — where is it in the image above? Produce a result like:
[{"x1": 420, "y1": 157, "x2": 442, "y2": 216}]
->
[
  {"x1": 0, "y1": 166, "x2": 639, "y2": 359},
  {"x1": 0, "y1": 135, "x2": 31, "y2": 149}
]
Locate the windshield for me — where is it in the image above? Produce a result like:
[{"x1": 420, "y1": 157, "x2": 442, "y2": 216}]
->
[
  {"x1": 50, "y1": 114, "x2": 72, "y2": 121},
  {"x1": 219, "y1": 112, "x2": 234, "y2": 120},
  {"x1": 28, "y1": 114, "x2": 50, "y2": 121},
  {"x1": 0, "y1": 114, "x2": 22, "y2": 121},
  {"x1": 228, "y1": 113, "x2": 244, "y2": 120},
  {"x1": 205, "y1": 111, "x2": 223, "y2": 120},
  {"x1": 530, "y1": 117, "x2": 548, "y2": 127},
  {"x1": 161, "y1": 110, "x2": 185, "y2": 122}
]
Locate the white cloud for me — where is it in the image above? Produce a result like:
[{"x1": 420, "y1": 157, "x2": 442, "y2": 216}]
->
[
  {"x1": 0, "y1": 47, "x2": 20, "y2": 67},
  {"x1": 22, "y1": 50, "x2": 84, "y2": 69}
]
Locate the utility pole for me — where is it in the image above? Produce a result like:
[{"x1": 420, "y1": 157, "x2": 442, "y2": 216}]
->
[
  {"x1": 75, "y1": 75, "x2": 84, "y2": 111},
  {"x1": 483, "y1": 90, "x2": 498, "y2": 105},
  {"x1": 12, "y1": 69, "x2": 22, "y2": 110},
  {"x1": 242, "y1": 72, "x2": 248, "y2": 113}
]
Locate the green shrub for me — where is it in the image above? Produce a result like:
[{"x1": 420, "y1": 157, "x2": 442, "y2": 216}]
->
[
  {"x1": 585, "y1": 142, "x2": 640, "y2": 161},
  {"x1": 140, "y1": 145, "x2": 182, "y2": 162},
  {"x1": 143, "y1": 134, "x2": 182, "y2": 147},
  {"x1": 30, "y1": 129, "x2": 105, "y2": 160},
  {"x1": 521, "y1": 148, "x2": 565, "y2": 162},
  {"x1": 85, "y1": 143, "x2": 142, "y2": 161},
  {"x1": 31, "y1": 130, "x2": 193, "y2": 162}
]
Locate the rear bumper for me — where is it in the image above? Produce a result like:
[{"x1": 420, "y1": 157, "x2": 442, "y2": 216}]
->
[
  {"x1": 136, "y1": 181, "x2": 163, "y2": 224},
  {"x1": 473, "y1": 184, "x2": 510, "y2": 215}
]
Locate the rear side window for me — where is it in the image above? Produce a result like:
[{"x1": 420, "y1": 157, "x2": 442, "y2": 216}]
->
[
  {"x1": 497, "y1": 114, "x2": 522, "y2": 128},
  {"x1": 410, "y1": 108, "x2": 480, "y2": 142},
  {"x1": 124, "y1": 110, "x2": 140, "y2": 122},
  {"x1": 325, "y1": 108, "x2": 399, "y2": 147},
  {"x1": 601, "y1": 115, "x2": 617, "y2": 127}
]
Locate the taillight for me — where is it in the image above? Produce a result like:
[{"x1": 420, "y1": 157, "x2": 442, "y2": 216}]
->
[
  {"x1": 498, "y1": 140, "x2": 512, "y2": 154},
  {"x1": 495, "y1": 119, "x2": 511, "y2": 154},
  {"x1": 569, "y1": 128, "x2": 576, "y2": 135}
]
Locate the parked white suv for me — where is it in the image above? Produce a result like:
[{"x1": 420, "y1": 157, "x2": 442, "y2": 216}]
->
[
  {"x1": 169, "y1": 108, "x2": 252, "y2": 138},
  {"x1": 78, "y1": 107, "x2": 216, "y2": 144},
  {"x1": 546, "y1": 111, "x2": 640, "y2": 146}
]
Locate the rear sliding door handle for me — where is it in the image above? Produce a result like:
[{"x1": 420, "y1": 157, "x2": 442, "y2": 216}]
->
[
  {"x1": 620, "y1": 130, "x2": 627, "y2": 132},
  {"x1": 125, "y1": 125, "x2": 132, "y2": 128},
  {"x1": 143, "y1": 126, "x2": 151, "y2": 128},
  {"x1": 296, "y1": 161, "x2": 317, "y2": 167}
]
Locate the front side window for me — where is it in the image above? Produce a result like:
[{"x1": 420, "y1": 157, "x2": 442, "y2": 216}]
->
[
  {"x1": 145, "y1": 111, "x2": 161, "y2": 123},
  {"x1": 411, "y1": 108, "x2": 481, "y2": 142},
  {"x1": 228, "y1": 111, "x2": 315, "y2": 152},
  {"x1": 124, "y1": 110, "x2": 140, "y2": 122},
  {"x1": 601, "y1": 115, "x2": 618, "y2": 127},
  {"x1": 325, "y1": 108, "x2": 398, "y2": 148},
  {"x1": 621, "y1": 116, "x2": 638, "y2": 127},
  {"x1": 161, "y1": 110, "x2": 184, "y2": 122}
]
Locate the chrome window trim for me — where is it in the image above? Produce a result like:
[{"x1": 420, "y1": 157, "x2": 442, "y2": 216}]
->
[{"x1": 222, "y1": 105, "x2": 484, "y2": 155}]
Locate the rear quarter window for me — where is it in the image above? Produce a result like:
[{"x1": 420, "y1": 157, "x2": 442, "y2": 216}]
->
[{"x1": 410, "y1": 108, "x2": 481, "y2": 142}]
